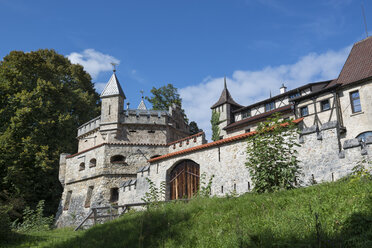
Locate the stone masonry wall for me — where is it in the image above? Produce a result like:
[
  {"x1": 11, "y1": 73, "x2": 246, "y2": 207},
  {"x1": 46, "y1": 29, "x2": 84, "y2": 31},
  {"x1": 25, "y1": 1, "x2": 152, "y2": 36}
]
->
[{"x1": 119, "y1": 121, "x2": 371, "y2": 206}]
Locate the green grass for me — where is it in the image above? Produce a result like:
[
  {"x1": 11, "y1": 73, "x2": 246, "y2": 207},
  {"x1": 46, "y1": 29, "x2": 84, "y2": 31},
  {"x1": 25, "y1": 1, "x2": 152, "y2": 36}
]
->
[{"x1": 2, "y1": 178, "x2": 372, "y2": 247}]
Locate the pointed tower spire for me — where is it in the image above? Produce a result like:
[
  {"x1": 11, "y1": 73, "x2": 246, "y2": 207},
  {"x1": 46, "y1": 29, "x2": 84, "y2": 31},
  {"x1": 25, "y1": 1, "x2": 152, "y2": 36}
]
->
[
  {"x1": 137, "y1": 90, "x2": 147, "y2": 110},
  {"x1": 211, "y1": 76, "x2": 242, "y2": 109},
  {"x1": 100, "y1": 72, "x2": 126, "y2": 99}
]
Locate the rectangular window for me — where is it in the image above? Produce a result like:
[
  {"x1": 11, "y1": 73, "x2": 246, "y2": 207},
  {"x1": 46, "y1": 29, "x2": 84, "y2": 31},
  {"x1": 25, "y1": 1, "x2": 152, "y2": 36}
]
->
[
  {"x1": 64, "y1": 191, "x2": 72, "y2": 210},
  {"x1": 320, "y1": 99, "x2": 330, "y2": 111},
  {"x1": 350, "y1": 91, "x2": 362, "y2": 113},
  {"x1": 265, "y1": 102, "x2": 275, "y2": 112},
  {"x1": 110, "y1": 188, "x2": 119, "y2": 203},
  {"x1": 242, "y1": 110, "x2": 251, "y2": 119},
  {"x1": 289, "y1": 92, "x2": 301, "y2": 99},
  {"x1": 84, "y1": 186, "x2": 94, "y2": 208},
  {"x1": 245, "y1": 128, "x2": 251, "y2": 133},
  {"x1": 300, "y1": 106, "x2": 309, "y2": 117}
]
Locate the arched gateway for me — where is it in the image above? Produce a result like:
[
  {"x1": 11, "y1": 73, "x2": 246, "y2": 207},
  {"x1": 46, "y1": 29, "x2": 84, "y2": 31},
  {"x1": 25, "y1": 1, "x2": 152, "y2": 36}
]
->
[{"x1": 169, "y1": 160, "x2": 200, "y2": 200}]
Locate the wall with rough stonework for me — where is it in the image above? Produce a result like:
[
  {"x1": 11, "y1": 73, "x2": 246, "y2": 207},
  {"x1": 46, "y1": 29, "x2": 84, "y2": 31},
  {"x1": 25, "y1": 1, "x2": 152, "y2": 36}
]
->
[
  {"x1": 56, "y1": 175, "x2": 133, "y2": 227},
  {"x1": 119, "y1": 121, "x2": 371, "y2": 206},
  {"x1": 120, "y1": 138, "x2": 251, "y2": 205},
  {"x1": 298, "y1": 121, "x2": 371, "y2": 184}
]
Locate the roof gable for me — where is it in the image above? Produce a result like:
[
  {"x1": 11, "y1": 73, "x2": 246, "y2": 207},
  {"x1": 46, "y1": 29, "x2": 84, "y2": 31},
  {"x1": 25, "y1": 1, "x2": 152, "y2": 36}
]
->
[
  {"x1": 336, "y1": 36, "x2": 372, "y2": 86},
  {"x1": 211, "y1": 77, "x2": 243, "y2": 109}
]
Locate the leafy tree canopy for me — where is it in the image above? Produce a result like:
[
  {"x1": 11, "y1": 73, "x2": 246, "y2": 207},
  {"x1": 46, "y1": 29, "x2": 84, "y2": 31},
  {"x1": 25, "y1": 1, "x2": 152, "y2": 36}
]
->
[
  {"x1": 146, "y1": 84, "x2": 203, "y2": 131},
  {"x1": 189, "y1": 121, "x2": 202, "y2": 135},
  {"x1": 145, "y1": 84, "x2": 182, "y2": 111},
  {"x1": 0, "y1": 49, "x2": 100, "y2": 218},
  {"x1": 245, "y1": 113, "x2": 300, "y2": 193}
]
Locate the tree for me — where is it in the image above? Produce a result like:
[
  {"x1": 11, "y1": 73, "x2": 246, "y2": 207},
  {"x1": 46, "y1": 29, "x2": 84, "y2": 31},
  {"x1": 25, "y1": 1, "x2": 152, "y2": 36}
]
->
[
  {"x1": 0, "y1": 49, "x2": 100, "y2": 218},
  {"x1": 245, "y1": 113, "x2": 300, "y2": 193},
  {"x1": 145, "y1": 84, "x2": 182, "y2": 111},
  {"x1": 211, "y1": 110, "x2": 221, "y2": 142},
  {"x1": 146, "y1": 83, "x2": 200, "y2": 127},
  {"x1": 189, "y1": 121, "x2": 202, "y2": 135}
]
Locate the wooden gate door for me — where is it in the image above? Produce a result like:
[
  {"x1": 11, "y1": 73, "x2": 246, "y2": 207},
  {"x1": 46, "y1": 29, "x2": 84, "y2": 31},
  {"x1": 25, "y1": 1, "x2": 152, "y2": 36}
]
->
[{"x1": 169, "y1": 160, "x2": 200, "y2": 200}]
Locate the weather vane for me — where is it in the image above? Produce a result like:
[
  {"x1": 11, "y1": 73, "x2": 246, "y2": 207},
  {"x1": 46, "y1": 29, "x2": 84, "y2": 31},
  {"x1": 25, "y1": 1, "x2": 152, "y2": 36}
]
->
[{"x1": 110, "y1": 62, "x2": 118, "y2": 72}]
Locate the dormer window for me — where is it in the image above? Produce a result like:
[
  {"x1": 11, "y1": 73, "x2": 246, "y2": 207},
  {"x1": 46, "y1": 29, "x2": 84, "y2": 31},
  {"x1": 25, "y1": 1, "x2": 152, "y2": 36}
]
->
[{"x1": 265, "y1": 102, "x2": 275, "y2": 112}]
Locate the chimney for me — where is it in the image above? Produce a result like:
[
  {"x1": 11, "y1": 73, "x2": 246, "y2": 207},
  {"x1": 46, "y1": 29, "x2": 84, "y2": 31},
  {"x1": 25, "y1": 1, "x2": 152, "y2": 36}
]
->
[{"x1": 280, "y1": 83, "x2": 287, "y2": 94}]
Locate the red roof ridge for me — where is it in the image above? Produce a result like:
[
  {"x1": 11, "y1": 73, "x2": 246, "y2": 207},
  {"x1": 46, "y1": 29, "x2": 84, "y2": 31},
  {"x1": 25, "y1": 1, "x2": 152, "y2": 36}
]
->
[
  {"x1": 167, "y1": 132, "x2": 204, "y2": 146},
  {"x1": 149, "y1": 118, "x2": 303, "y2": 163}
]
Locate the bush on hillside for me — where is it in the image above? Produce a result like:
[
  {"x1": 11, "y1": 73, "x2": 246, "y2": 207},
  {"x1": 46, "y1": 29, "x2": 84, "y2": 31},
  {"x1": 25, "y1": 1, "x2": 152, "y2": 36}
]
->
[
  {"x1": 246, "y1": 113, "x2": 301, "y2": 193},
  {"x1": 12, "y1": 200, "x2": 53, "y2": 232}
]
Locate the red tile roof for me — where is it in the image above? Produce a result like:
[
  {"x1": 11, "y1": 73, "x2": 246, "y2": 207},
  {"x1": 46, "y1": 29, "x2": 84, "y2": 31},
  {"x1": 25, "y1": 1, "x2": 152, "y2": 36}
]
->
[
  {"x1": 148, "y1": 118, "x2": 304, "y2": 163},
  {"x1": 336, "y1": 36, "x2": 372, "y2": 86}
]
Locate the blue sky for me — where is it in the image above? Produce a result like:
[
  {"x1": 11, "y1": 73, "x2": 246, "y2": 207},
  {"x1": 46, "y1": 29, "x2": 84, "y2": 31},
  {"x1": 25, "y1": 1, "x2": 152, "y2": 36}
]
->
[{"x1": 1, "y1": 0, "x2": 371, "y2": 139}]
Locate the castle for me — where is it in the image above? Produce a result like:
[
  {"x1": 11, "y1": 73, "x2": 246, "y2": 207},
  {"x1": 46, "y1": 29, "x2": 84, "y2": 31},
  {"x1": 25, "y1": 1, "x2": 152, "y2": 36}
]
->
[{"x1": 56, "y1": 37, "x2": 372, "y2": 227}]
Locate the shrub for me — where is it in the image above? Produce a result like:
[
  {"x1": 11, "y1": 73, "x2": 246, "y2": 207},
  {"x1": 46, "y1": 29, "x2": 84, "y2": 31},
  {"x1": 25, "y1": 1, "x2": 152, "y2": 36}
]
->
[
  {"x1": 246, "y1": 113, "x2": 301, "y2": 193},
  {"x1": 12, "y1": 200, "x2": 54, "y2": 232}
]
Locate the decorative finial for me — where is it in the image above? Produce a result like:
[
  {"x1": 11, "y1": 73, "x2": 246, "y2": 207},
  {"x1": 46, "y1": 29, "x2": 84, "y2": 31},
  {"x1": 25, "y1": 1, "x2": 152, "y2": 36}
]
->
[
  {"x1": 140, "y1": 90, "x2": 144, "y2": 99},
  {"x1": 224, "y1": 75, "x2": 227, "y2": 89},
  {"x1": 110, "y1": 62, "x2": 118, "y2": 73},
  {"x1": 270, "y1": 90, "x2": 272, "y2": 98}
]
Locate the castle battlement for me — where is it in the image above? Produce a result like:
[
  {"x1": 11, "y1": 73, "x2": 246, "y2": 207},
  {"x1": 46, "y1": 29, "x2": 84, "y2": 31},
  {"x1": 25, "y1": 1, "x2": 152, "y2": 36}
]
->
[
  {"x1": 77, "y1": 116, "x2": 101, "y2": 138},
  {"x1": 167, "y1": 132, "x2": 207, "y2": 153}
]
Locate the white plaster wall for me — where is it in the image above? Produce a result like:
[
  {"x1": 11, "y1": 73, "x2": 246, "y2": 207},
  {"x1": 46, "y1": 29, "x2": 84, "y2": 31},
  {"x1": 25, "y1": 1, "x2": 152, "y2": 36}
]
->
[{"x1": 339, "y1": 81, "x2": 372, "y2": 140}]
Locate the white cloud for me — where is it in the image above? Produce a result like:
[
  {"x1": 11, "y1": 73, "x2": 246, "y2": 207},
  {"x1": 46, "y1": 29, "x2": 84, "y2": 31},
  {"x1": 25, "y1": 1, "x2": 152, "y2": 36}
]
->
[
  {"x1": 67, "y1": 49, "x2": 120, "y2": 79},
  {"x1": 180, "y1": 45, "x2": 351, "y2": 141},
  {"x1": 94, "y1": 82, "x2": 107, "y2": 93}
]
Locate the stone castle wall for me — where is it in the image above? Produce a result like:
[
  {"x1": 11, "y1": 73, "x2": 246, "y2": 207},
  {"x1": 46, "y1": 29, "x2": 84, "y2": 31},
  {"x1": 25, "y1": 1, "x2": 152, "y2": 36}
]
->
[{"x1": 119, "y1": 121, "x2": 371, "y2": 206}]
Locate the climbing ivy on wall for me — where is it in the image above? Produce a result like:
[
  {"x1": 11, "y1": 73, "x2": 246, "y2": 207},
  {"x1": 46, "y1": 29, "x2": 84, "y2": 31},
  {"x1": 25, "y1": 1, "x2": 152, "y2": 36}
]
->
[
  {"x1": 211, "y1": 110, "x2": 221, "y2": 142},
  {"x1": 246, "y1": 113, "x2": 300, "y2": 193}
]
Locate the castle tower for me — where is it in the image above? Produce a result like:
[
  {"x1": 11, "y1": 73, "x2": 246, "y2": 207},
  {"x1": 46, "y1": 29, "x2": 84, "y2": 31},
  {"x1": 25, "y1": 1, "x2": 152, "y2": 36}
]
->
[
  {"x1": 210, "y1": 76, "x2": 243, "y2": 138},
  {"x1": 99, "y1": 71, "x2": 125, "y2": 140}
]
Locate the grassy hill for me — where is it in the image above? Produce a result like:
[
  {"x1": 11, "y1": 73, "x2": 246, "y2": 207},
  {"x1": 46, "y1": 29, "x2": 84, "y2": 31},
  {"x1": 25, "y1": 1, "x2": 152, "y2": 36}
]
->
[{"x1": 2, "y1": 178, "x2": 372, "y2": 248}]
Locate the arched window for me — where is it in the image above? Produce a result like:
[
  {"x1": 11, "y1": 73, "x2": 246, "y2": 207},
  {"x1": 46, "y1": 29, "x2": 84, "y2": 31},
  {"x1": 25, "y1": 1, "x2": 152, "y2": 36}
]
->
[
  {"x1": 356, "y1": 131, "x2": 372, "y2": 142},
  {"x1": 89, "y1": 158, "x2": 97, "y2": 168},
  {"x1": 79, "y1": 162, "x2": 85, "y2": 171},
  {"x1": 110, "y1": 155, "x2": 126, "y2": 164}
]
